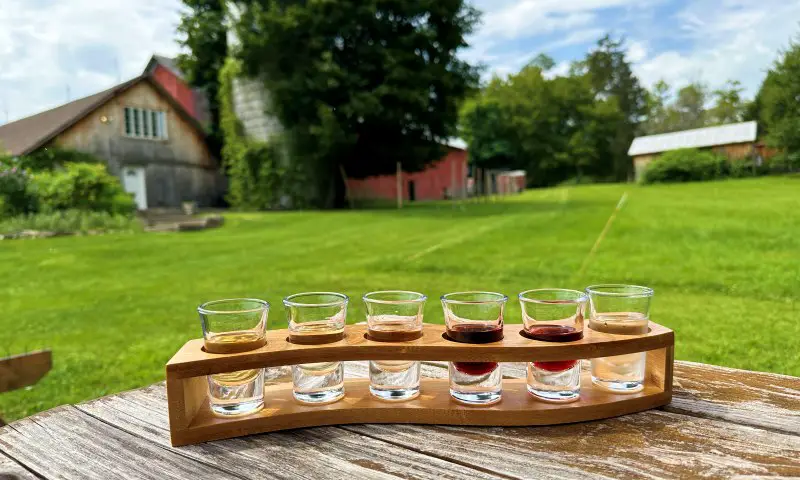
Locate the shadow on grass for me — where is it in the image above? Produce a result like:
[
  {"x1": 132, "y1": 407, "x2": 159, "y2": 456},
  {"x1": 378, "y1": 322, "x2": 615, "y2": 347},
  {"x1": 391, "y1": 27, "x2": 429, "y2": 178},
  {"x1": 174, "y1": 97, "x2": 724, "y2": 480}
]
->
[{"x1": 350, "y1": 196, "x2": 600, "y2": 218}]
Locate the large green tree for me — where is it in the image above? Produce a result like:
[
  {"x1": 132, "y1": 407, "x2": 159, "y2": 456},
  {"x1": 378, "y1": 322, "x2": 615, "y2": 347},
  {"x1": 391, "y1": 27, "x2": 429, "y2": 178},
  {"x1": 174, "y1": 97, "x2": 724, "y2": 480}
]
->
[
  {"x1": 756, "y1": 35, "x2": 800, "y2": 152},
  {"x1": 176, "y1": 0, "x2": 229, "y2": 154},
  {"x1": 572, "y1": 35, "x2": 648, "y2": 181},
  {"x1": 708, "y1": 80, "x2": 745, "y2": 126},
  {"x1": 461, "y1": 64, "x2": 622, "y2": 186},
  {"x1": 233, "y1": 0, "x2": 480, "y2": 207},
  {"x1": 672, "y1": 82, "x2": 708, "y2": 131}
]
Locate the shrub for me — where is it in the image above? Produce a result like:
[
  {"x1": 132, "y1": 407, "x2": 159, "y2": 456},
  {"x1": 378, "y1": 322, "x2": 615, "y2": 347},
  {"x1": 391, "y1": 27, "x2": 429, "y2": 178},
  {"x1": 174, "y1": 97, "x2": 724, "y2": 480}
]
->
[
  {"x1": 30, "y1": 163, "x2": 136, "y2": 215},
  {"x1": 0, "y1": 166, "x2": 37, "y2": 216},
  {"x1": 641, "y1": 149, "x2": 727, "y2": 184},
  {"x1": 768, "y1": 151, "x2": 800, "y2": 173},
  {"x1": 0, "y1": 210, "x2": 141, "y2": 235}
]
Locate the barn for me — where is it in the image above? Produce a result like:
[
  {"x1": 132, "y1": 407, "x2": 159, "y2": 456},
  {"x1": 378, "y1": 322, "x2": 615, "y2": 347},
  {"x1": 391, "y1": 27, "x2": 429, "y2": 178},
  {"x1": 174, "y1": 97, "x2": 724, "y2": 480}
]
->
[
  {"x1": 0, "y1": 74, "x2": 223, "y2": 210},
  {"x1": 629, "y1": 121, "x2": 758, "y2": 180},
  {"x1": 346, "y1": 140, "x2": 469, "y2": 202}
]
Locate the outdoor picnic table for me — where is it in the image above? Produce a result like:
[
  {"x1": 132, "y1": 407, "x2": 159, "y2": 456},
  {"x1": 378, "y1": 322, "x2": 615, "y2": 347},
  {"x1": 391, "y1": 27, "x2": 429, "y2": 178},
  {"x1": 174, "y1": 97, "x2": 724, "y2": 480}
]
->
[{"x1": 1, "y1": 360, "x2": 798, "y2": 479}]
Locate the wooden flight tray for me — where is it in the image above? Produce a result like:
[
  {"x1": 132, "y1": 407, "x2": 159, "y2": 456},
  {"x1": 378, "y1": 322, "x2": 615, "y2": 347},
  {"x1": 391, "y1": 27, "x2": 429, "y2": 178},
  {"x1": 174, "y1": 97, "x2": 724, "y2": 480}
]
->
[{"x1": 166, "y1": 322, "x2": 674, "y2": 446}]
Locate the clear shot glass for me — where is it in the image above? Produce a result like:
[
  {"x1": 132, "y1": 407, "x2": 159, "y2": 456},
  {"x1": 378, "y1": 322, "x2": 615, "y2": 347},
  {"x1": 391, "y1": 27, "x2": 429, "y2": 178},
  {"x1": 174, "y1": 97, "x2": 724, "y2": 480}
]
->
[
  {"x1": 363, "y1": 290, "x2": 426, "y2": 401},
  {"x1": 284, "y1": 292, "x2": 348, "y2": 404},
  {"x1": 519, "y1": 289, "x2": 586, "y2": 402},
  {"x1": 586, "y1": 284, "x2": 653, "y2": 393},
  {"x1": 441, "y1": 291, "x2": 506, "y2": 405},
  {"x1": 198, "y1": 298, "x2": 269, "y2": 416}
]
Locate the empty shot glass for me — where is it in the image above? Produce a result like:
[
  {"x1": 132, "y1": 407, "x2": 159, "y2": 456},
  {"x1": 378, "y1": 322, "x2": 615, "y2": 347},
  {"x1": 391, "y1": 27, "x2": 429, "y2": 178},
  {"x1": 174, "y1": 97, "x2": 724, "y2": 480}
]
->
[
  {"x1": 519, "y1": 289, "x2": 586, "y2": 402},
  {"x1": 586, "y1": 284, "x2": 653, "y2": 393},
  {"x1": 363, "y1": 290, "x2": 426, "y2": 401},
  {"x1": 198, "y1": 298, "x2": 269, "y2": 416},
  {"x1": 284, "y1": 292, "x2": 348, "y2": 404},
  {"x1": 441, "y1": 291, "x2": 506, "y2": 405}
]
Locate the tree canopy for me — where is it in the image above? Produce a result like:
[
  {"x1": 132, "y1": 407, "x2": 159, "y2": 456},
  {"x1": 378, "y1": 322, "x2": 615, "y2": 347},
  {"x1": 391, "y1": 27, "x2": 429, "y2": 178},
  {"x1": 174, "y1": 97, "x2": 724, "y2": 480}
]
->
[
  {"x1": 176, "y1": 0, "x2": 229, "y2": 154},
  {"x1": 461, "y1": 64, "x2": 621, "y2": 186},
  {"x1": 232, "y1": 0, "x2": 480, "y2": 207},
  {"x1": 755, "y1": 36, "x2": 800, "y2": 152}
]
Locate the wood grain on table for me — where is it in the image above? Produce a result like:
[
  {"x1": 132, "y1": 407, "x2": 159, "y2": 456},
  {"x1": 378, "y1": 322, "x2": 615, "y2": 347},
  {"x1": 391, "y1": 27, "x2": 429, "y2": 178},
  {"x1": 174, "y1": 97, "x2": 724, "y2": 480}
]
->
[{"x1": 1, "y1": 361, "x2": 798, "y2": 479}]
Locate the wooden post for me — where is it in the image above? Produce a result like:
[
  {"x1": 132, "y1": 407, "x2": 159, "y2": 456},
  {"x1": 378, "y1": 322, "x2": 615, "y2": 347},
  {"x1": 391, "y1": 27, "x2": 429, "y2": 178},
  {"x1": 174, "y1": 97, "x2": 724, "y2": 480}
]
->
[{"x1": 396, "y1": 161, "x2": 403, "y2": 209}]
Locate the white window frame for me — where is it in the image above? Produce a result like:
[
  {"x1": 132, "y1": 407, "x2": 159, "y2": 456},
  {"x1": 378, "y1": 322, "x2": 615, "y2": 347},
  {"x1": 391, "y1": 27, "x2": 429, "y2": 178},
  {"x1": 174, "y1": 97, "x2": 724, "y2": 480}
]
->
[{"x1": 123, "y1": 106, "x2": 168, "y2": 141}]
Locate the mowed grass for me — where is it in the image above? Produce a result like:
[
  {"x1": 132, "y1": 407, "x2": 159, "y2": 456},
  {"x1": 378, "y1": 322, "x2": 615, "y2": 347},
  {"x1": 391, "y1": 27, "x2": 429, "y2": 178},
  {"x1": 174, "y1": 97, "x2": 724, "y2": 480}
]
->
[{"x1": 2, "y1": 176, "x2": 799, "y2": 420}]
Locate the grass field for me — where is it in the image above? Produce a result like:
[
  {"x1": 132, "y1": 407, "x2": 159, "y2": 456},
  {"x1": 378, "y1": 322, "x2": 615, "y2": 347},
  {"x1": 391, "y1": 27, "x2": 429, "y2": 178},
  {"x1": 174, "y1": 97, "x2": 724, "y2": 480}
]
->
[{"x1": 2, "y1": 176, "x2": 799, "y2": 421}]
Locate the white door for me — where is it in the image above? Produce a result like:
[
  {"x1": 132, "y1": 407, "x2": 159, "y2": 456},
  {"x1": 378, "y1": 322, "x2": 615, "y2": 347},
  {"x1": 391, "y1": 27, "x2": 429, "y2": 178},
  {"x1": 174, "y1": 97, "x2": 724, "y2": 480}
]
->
[{"x1": 122, "y1": 167, "x2": 148, "y2": 210}]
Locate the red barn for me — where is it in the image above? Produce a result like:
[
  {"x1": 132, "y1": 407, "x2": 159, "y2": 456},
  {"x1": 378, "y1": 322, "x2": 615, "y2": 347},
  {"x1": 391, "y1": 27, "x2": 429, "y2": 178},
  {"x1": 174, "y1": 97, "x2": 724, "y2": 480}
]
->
[
  {"x1": 347, "y1": 141, "x2": 469, "y2": 202},
  {"x1": 144, "y1": 55, "x2": 209, "y2": 126}
]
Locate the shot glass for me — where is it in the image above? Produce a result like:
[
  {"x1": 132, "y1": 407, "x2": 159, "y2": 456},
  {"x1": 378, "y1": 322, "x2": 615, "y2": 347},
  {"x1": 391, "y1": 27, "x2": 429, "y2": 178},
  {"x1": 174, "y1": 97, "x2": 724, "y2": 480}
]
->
[
  {"x1": 586, "y1": 284, "x2": 653, "y2": 393},
  {"x1": 284, "y1": 292, "x2": 348, "y2": 404},
  {"x1": 519, "y1": 289, "x2": 586, "y2": 402},
  {"x1": 198, "y1": 298, "x2": 269, "y2": 416},
  {"x1": 441, "y1": 291, "x2": 506, "y2": 405},
  {"x1": 363, "y1": 290, "x2": 426, "y2": 401}
]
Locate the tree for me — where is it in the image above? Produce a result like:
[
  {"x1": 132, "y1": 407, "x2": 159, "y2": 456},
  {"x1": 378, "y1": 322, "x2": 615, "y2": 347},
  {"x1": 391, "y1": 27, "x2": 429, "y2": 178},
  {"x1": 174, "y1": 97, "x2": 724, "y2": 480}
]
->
[
  {"x1": 572, "y1": 35, "x2": 648, "y2": 181},
  {"x1": 233, "y1": 0, "x2": 481, "y2": 208},
  {"x1": 708, "y1": 80, "x2": 745, "y2": 125},
  {"x1": 460, "y1": 64, "x2": 623, "y2": 186},
  {"x1": 673, "y1": 82, "x2": 708, "y2": 131},
  {"x1": 756, "y1": 34, "x2": 800, "y2": 152},
  {"x1": 176, "y1": 0, "x2": 229, "y2": 154},
  {"x1": 642, "y1": 80, "x2": 671, "y2": 134}
]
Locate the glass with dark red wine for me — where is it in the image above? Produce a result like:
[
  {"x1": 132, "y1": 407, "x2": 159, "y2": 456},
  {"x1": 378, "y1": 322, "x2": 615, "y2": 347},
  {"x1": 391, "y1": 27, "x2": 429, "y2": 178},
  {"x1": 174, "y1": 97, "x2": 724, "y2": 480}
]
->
[
  {"x1": 519, "y1": 289, "x2": 587, "y2": 402},
  {"x1": 441, "y1": 291, "x2": 506, "y2": 405}
]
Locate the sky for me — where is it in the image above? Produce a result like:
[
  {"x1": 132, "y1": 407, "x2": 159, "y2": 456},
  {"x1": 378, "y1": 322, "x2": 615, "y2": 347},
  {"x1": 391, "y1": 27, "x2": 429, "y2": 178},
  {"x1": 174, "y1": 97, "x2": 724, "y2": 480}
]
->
[{"x1": 1, "y1": 0, "x2": 799, "y2": 124}]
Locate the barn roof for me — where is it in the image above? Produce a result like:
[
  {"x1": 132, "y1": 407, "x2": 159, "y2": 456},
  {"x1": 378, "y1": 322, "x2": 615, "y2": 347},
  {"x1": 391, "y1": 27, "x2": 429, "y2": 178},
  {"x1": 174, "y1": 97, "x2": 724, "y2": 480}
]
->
[
  {"x1": 0, "y1": 75, "x2": 208, "y2": 157},
  {"x1": 0, "y1": 77, "x2": 141, "y2": 156},
  {"x1": 145, "y1": 54, "x2": 185, "y2": 78},
  {"x1": 628, "y1": 121, "x2": 758, "y2": 157}
]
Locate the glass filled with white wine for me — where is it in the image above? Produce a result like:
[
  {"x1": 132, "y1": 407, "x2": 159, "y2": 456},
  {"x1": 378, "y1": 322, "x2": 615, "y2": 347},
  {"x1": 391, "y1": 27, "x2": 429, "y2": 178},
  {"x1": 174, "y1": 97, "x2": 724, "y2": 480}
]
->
[
  {"x1": 585, "y1": 285, "x2": 653, "y2": 393},
  {"x1": 284, "y1": 292, "x2": 348, "y2": 404},
  {"x1": 198, "y1": 298, "x2": 269, "y2": 416}
]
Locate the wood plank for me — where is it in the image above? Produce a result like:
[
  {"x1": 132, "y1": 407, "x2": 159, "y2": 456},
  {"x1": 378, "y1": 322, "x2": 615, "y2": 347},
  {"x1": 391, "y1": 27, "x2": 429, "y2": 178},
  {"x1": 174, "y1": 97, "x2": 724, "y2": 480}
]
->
[
  {"x1": 166, "y1": 323, "x2": 673, "y2": 378},
  {"x1": 0, "y1": 406, "x2": 238, "y2": 480},
  {"x1": 342, "y1": 414, "x2": 800, "y2": 479},
  {"x1": 666, "y1": 361, "x2": 800, "y2": 435},
  {"x1": 0, "y1": 450, "x2": 39, "y2": 480},
  {"x1": 341, "y1": 361, "x2": 800, "y2": 479},
  {"x1": 0, "y1": 351, "x2": 52, "y2": 394},
  {"x1": 76, "y1": 384, "x2": 514, "y2": 479},
  {"x1": 499, "y1": 359, "x2": 800, "y2": 436}
]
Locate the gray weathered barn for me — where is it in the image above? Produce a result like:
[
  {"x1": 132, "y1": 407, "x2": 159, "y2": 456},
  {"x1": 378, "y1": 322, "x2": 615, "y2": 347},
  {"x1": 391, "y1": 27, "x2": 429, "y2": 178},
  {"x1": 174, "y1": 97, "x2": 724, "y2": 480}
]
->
[{"x1": 0, "y1": 75, "x2": 223, "y2": 210}]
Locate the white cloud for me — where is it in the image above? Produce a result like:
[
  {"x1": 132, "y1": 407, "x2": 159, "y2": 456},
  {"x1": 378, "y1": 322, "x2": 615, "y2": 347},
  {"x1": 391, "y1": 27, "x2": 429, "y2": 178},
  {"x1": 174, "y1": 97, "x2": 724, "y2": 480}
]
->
[
  {"x1": 0, "y1": 0, "x2": 182, "y2": 123},
  {"x1": 631, "y1": 0, "x2": 800, "y2": 96}
]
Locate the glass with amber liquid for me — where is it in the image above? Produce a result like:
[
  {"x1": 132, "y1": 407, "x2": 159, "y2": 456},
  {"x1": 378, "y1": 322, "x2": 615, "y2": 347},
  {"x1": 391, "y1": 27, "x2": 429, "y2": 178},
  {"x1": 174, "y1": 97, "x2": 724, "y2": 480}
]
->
[
  {"x1": 284, "y1": 292, "x2": 348, "y2": 404},
  {"x1": 586, "y1": 285, "x2": 653, "y2": 393},
  {"x1": 198, "y1": 298, "x2": 269, "y2": 416},
  {"x1": 364, "y1": 291, "x2": 426, "y2": 401}
]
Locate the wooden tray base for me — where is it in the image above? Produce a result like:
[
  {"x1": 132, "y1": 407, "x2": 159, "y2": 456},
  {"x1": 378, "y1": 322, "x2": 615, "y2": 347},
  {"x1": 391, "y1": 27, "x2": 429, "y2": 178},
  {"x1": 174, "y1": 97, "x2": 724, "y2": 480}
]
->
[
  {"x1": 167, "y1": 324, "x2": 673, "y2": 446},
  {"x1": 174, "y1": 374, "x2": 670, "y2": 446}
]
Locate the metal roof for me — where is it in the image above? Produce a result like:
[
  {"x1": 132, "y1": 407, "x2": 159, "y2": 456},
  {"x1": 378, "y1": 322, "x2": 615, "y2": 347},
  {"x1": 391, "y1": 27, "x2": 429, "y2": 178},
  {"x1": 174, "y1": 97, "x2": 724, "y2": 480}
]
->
[{"x1": 628, "y1": 121, "x2": 757, "y2": 156}]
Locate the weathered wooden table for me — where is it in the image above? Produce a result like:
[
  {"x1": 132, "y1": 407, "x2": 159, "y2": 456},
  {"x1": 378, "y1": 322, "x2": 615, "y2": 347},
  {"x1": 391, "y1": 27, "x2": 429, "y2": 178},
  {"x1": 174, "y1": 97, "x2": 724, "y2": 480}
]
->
[{"x1": 1, "y1": 361, "x2": 798, "y2": 479}]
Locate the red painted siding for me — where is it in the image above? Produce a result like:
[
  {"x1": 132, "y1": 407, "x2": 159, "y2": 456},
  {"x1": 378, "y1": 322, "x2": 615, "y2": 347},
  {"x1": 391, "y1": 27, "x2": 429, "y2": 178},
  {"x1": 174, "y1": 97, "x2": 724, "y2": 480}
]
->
[
  {"x1": 347, "y1": 148, "x2": 468, "y2": 202},
  {"x1": 151, "y1": 65, "x2": 197, "y2": 119}
]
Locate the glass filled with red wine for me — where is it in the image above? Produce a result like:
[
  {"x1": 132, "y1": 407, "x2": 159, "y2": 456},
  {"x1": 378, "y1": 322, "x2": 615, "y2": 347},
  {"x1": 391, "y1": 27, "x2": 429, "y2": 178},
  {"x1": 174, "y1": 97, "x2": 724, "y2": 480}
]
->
[
  {"x1": 519, "y1": 288, "x2": 587, "y2": 402},
  {"x1": 441, "y1": 291, "x2": 506, "y2": 405}
]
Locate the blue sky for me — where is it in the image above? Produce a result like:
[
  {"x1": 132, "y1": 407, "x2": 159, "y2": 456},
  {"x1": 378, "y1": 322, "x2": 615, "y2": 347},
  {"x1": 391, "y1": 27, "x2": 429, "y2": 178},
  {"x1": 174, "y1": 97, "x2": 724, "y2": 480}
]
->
[{"x1": 1, "y1": 0, "x2": 799, "y2": 123}]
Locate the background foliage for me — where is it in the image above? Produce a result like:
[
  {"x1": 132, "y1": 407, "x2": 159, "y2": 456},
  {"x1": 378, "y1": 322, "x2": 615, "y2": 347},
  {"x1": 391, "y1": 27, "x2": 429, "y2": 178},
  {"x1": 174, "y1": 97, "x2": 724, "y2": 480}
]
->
[
  {"x1": 232, "y1": 0, "x2": 481, "y2": 207},
  {"x1": 641, "y1": 149, "x2": 727, "y2": 184}
]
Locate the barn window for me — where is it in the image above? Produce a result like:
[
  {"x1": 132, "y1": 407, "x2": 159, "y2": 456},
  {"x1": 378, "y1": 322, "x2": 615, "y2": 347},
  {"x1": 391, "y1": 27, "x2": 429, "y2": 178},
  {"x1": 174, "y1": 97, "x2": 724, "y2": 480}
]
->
[{"x1": 123, "y1": 107, "x2": 168, "y2": 140}]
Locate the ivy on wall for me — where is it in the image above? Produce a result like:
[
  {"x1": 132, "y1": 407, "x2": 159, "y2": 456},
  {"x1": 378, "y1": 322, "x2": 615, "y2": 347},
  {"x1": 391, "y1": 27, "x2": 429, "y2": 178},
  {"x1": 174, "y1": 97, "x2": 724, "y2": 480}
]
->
[{"x1": 218, "y1": 58, "x2": 306, "y2": 210}]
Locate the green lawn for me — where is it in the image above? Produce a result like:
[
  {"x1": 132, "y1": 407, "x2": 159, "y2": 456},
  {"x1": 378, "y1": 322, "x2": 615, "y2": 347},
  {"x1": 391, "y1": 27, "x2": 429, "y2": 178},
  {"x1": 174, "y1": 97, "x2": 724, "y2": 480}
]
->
[{"x1": 2, "y1": 177, "x2": 799, "y2": 421}]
